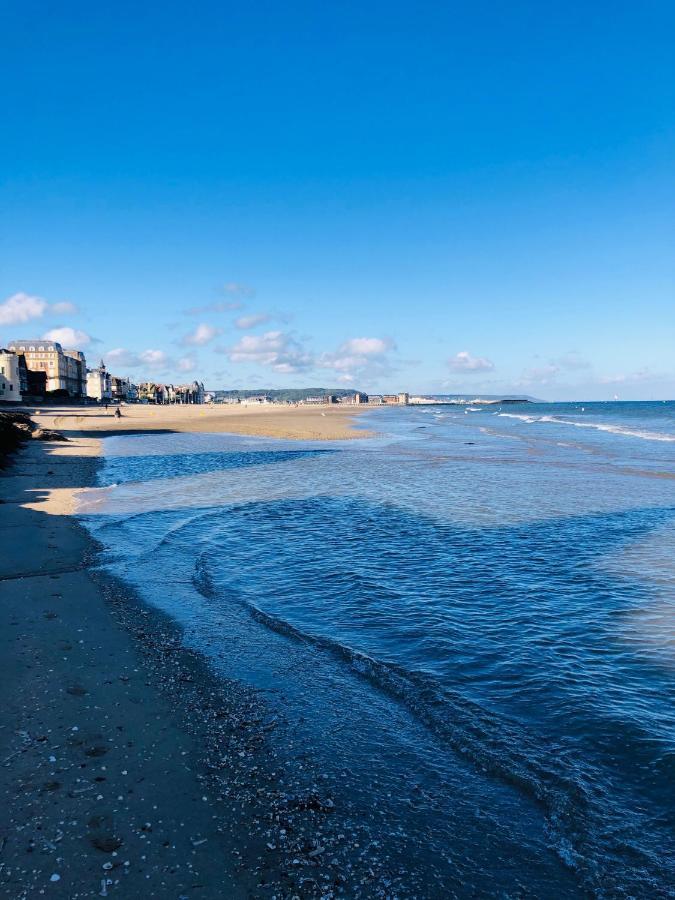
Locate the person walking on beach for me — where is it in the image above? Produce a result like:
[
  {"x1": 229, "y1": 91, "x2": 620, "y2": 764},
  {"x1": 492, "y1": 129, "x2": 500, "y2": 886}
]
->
[{"x1": 115, "y1": 408, "x2": 122, "y2": 419}]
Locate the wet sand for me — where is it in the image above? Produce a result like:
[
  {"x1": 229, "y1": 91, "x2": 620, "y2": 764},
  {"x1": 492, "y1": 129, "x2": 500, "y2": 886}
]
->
[
  {"x1": 0, "y1": 436, "x2": 266, "y2": 897},
  {"x1": 0, "y1": 411, "x2": 382, "y2": 898}
]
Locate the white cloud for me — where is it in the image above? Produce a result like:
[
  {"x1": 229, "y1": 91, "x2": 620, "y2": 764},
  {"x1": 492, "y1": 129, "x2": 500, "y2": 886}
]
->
[
  {"x1": 42, "y1": 326, "x2": 93, "y2": 347},
  {"x1": 0, "y1": 292, "x2": 48, "y2": 326},
  {"x1": 182, "y1": 323, "x2": 220, "y2": 346},
  {"x1": 105, "y1": 348, "x2": 140, "y2": 368},
  {"x1": 0, "y1": 292, "x2": 84, "y2": 329},
  {"x1": 340, "y1": 337, "x2": 392, "y2": 356},
  {"x1": 321, "y1": 353, "x2": 365, "y2": 372},
  {"x1": 222, "y1": 331, "x2": 397, "y2": 383},
  {"x1": 105, "y1": 347, "x2": 204, "y2": 379},
  {"x1": 226, "y1": 330, "x2": 314, "y2": 374},
  {"x1": 318, "y1": 336, "x2": 396, "y2": 383},
  {"x1": 139, "y1": 349, "x2": 170, "y2": 368},
  {"x1": 235, "y1": 313, "x2": 271, "y2": 329},
  {"x1": 105, "y1": 348, "x2": 171, "y2": 370},
  {"x1": 51, "y1": 301, "x2": 79, "y2": 315},
  {"x1": 448, "y1": 351, "x2": 495, "y2": 373}
]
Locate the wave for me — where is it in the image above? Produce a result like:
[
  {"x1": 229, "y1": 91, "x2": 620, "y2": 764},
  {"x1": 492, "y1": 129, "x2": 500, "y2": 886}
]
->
[
  {"x1": 496, "y1": 413, "x2": 675, "y2": 442},
  {"x1": 189, "y1": 550, "x2": 663, "y2": 895},
  {"x1": 495, "y1": 413, "x2": 539, "y2": 423},
  {"x1": 86, "y1": 433, "x2": 675, "y2": 895}
]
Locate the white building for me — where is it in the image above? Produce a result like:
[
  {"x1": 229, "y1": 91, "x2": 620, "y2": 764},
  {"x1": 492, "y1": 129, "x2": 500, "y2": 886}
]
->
[
  {"x1": 9, "y1": 340, "x2": 67, "y2": 393},
  {"x1": 0, "y1": 350, "x2": 22, "y2": 402},
  {"x1": 87, "y1": 361, "x2": 113, "y2": 400},
  {"x1": 240, "y1": 395, "x2": 272, "y2": 405}
]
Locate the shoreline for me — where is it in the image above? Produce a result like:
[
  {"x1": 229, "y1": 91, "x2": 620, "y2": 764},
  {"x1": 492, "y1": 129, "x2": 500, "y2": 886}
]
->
[
  {"x1": 0, "y1": 435, "x2": 267, "y2": 897},
  {"x1": 0, "y1": 419, "x2": 390, "y2": 898}
]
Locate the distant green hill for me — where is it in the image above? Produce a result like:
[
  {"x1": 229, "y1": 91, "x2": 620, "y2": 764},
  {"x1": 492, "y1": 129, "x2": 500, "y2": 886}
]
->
[{"x1": 210, "y1": 387, "x2": 362, "y2": 402}]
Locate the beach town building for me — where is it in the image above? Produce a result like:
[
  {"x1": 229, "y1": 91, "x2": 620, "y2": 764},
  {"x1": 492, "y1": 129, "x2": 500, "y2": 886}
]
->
[
  {"x1": 63, "y1": 350, "x2": 88, "y2": 398},
  {"x1": 174, "y1": 381, "x2": 205, "y2": 404},
  {"x1": 0, "y1": 374, "x2": 15, "y2": 403},
  {"x1": 16, "y1": 358, "x2": 45, "y2": 399},
  {"x1": 15, "y1": 354, "x2": 29, "y2": 397},
  {"x1": 337, "y1": 392, "x2": 368, "y2": 405},
  {"x1": 136, "y1": 381, "x2": 205, "y2": 404},
  {"x1": 8, "y1": 339, "x2": 88, "y2": 396},
  {"x1": 138, "y1": 382, "x2": 166, "y2": 403},
  {"x1": 110, "y1": 375, "x2": 138, "y2": 402},
  {"x1": 0, "y1": 350, "x2": 22, "y2": 402},
  {"x1": 86, "y1": 361, "x2": 113, "y2": 401},
  {"x1": 240, "y1": 395, "x2": 272, "y2": 405}
]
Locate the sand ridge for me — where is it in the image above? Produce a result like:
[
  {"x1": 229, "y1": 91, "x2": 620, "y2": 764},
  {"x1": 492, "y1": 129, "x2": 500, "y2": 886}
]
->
[{"x1": 28, "y1": 402, "x2": 374, "y2": 442}]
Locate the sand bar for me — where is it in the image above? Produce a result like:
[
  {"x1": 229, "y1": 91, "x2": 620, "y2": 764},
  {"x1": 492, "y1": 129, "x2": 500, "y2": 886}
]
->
[{"x1": 28, "y1": 401, "x2": 373, "y2": 442}]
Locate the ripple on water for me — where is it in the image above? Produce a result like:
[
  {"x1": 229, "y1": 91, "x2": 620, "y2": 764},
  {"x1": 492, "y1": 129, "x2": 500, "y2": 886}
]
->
[{"x1": 79, "y1": 406, "x2": 675, "y2": 896}]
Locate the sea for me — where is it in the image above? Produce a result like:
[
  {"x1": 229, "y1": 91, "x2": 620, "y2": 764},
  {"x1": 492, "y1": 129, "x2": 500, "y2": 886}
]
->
[{"x1": 78, "y1": 401, "x2": 675, "y2": 897}]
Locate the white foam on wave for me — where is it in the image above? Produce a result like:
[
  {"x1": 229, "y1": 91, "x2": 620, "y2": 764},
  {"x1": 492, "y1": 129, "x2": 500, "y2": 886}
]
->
[
  {"x1": 495, "y1": 413, "x2": 675, "y2": 442},
  {"x1": 495, "y1": 413, "x2": 538, "y2": 424}
]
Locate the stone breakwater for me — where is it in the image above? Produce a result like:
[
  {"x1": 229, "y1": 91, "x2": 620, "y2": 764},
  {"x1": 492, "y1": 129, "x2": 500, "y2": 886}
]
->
[{"x1": 0, "y1": 411, "x2": 67, "y2": 466}]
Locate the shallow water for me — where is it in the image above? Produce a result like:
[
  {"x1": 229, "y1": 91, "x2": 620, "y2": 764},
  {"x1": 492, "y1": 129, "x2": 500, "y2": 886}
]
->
[{"x1": 79, "y1": 401, "x2": 675, "y2": 897}]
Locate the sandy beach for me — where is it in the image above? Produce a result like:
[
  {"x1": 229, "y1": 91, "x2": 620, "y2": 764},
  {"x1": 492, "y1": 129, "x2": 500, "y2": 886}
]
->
[
  {"x1": 0, "y1": 407, "x2": 373, "y2": 898},
  {"x1": 31, "y1": 402, "x2": 373, "y2": 443}
]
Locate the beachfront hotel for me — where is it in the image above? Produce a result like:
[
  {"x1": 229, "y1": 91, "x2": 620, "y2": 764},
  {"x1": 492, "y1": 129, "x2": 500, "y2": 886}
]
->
[{"x1": 7, "y1": 339, "x2": 87, "y2": 397}]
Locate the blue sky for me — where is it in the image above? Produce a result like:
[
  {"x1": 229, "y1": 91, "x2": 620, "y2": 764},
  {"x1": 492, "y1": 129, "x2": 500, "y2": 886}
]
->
[{"x1": 1, "y1": 0, "x2": 673, "y2": 399}]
